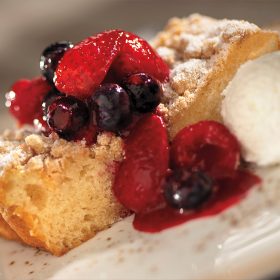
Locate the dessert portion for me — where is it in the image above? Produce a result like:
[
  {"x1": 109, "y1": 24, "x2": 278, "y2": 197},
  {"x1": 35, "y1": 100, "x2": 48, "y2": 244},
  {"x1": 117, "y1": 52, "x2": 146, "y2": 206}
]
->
[
  {"x1": 222, "y1": 51, "x2": 280, "y2": 166},
  {"x1": 0, "y1": 31, "x2": 169, "y2": 256},
  {"x1": 0, "y1": 14, "x2": 278, "y2": 256},
  {"x1": 153, "y1": 14, "x2": 279, "y2": 138}
]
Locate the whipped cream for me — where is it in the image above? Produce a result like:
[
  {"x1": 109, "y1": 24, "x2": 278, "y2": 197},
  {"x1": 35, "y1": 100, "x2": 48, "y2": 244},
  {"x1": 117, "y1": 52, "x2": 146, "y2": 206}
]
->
[{"x1": 222, "y1": 51, "x2": 280, "y2": 166}]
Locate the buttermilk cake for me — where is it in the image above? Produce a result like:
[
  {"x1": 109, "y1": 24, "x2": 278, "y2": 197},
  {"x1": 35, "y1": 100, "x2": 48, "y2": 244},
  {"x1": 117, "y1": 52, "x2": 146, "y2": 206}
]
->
[
  {"x1": 0, "y1": 130, "x2": 128, "y2": 256},
  {"x1": 0, "y1": 14, "x2": 279, "y2": 256}
]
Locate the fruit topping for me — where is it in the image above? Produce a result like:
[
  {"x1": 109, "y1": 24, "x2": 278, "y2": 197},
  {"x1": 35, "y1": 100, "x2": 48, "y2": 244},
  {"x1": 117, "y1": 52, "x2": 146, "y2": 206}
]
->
[
  {"x1": 113, "y1": 114, "x2": 169, "y2": 213},
  {"x1": 4, "y1": 26, "x2": 261, "y2": 234},
  {"x1": 55, "y1": 30, "x2": 169, "y2": 97},
  {"x1": 122, "y1": 73, "x2": 162, "y2": 113},
  {"x1": 42, "y1": 88, "x2": 65, "y2": 116},
  {"x1": 54, "y1": 31, "x2": 121, "y2": 97},
  {"x1": 164, "y1": 170, "x2": 214, "y2": 210},
  {"x1": 72, "y1": 124, "x2": 98, "y2": 145},
  {"x1": 47, "y1": 96, "x2": 89, "y2": 138},
  {"x1": 91, "y1": 84, "x2": 132, "y2": 133},
  {"x1": 133, "y1": 171, "x2": 261, "y2": 232},
  {"x1": 40, "y1": 41, "x2": 73, "y2": 83},
  {"x1": 112, "y1": 32, "x2": 169, "y2": 83},
  {"x1": 6, "y1": 77, "x2": 51, "y2": 125},
  {"x1": 7, "y1": 29, "x2": 168, "y2": 144},
  {"x1": 171, "y1": 121, "x2": 240, "y2": 179},
  {"x1": 114, "y1": 118, "x2": 260, "y2": 233}
]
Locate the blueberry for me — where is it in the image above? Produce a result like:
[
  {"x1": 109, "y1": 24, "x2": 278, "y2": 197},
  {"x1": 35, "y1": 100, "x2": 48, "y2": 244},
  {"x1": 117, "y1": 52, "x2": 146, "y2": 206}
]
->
[
  {"x1": 47, "y1": 96, "x2": 89, "y2": 138},
  {"x1": 164, "y1": 170, "x2": 213, "y2": 210},
  {"x1": 91, "y1": 84, "x2": 132, "y2": 132},
  {"x1": 42, "y1": 89, "x2": 65, "y2": 116},
  {"x1": 40, "y1": 41, "x2": 73, "y2": 83},
  {"x1": 122, "y1": 73, "x2": 162, "y2": 113}
]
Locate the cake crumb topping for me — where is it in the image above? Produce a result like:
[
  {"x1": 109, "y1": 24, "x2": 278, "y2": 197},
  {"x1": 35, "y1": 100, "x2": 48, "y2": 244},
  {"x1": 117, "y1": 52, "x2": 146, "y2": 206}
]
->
[
  {"x1": 153, "y1": 14, "x2": 260, "y2": 107},
  {"x1": 0, "y1": 130, "x2": 124, "y2": 175}
]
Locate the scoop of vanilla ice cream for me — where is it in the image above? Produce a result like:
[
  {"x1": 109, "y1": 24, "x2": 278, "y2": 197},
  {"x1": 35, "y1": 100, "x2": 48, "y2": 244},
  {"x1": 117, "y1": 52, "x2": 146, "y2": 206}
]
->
[{"x1": 222, "y1": 51, "x2": 280, "y2": 166}]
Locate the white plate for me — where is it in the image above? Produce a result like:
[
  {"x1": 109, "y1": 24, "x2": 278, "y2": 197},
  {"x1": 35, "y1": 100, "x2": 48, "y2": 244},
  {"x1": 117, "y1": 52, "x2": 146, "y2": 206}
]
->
[{"x1": 0, "y1": 166, "x2": 280, "y2": 280}]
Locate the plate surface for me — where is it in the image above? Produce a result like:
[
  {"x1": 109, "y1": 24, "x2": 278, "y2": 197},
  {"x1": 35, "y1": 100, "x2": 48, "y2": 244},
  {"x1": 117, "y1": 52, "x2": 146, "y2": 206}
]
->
[{"x1": 0, "y1": 166, "x2": 279, "y2": 280}]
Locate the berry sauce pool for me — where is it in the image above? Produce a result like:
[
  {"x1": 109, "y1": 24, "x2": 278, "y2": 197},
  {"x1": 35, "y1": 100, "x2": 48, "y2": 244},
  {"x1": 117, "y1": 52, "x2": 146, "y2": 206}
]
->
[{"x1": 133, "y1": 170, "x2": 260, "y2": 232}]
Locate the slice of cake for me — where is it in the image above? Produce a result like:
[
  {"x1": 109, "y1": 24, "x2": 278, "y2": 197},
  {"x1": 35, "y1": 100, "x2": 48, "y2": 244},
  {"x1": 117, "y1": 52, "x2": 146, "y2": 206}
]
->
[
  {"x1": 153, "y1": 14, "x2": 279, "y2": 138},
  {"x1": 0, "y1": 130, "x2": 128, "y2": 256},
  {"x1": 0, "y1": 14, "x2": 278, "y2": 256}
]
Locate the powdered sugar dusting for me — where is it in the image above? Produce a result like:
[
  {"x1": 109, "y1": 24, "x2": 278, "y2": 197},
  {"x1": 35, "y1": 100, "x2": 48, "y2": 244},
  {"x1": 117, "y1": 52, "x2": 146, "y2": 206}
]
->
[
  {"x1": 170, "y1": 59, "x2": 208, "y2": 95},
  {"x1": 156, "y1": 47, "x2": 176, "y2": 66},
  {"x1": 0, "y1": 153, "x2": 12, "y2": 175},
  {"x1": 153, "y1": 14, "x2": 260, "y2": 107}
]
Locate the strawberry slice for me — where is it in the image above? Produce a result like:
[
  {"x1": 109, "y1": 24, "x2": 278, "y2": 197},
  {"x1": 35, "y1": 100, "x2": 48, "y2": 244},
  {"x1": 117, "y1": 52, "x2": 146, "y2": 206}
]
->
[
  {"x1": 55, "y1": 30, "x2": 169, "y2": 98},
  {"x1": 55, "y1": 30, "x2": 122, "y2": 98},
  {"x1": 7, "y1": 77, "x2": 51, "y2": 125},
  {"x1": 113, "y1": 114, "x2": 169, "y2": 213},
  {"x1": 171, "y1": 121, "x2": 240, "y2": 179},
  {"x1": 111, "y1": 31, "x2": 169, "y2": 83}
]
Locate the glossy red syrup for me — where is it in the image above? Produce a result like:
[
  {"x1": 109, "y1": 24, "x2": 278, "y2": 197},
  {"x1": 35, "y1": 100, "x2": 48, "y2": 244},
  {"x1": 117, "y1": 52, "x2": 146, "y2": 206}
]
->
[{"x1": 133, "y1": 170, "x2": 261, "y2": 232}]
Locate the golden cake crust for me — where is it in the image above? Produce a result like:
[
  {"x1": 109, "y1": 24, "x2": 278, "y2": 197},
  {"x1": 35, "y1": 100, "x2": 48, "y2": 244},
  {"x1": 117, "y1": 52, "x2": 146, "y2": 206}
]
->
[
  {"x1": 154, "y1": 14, "x2": 280, "y2": 138},
  {"x1": 0, "y1": 215, "x2": 20, "y2": 241}
]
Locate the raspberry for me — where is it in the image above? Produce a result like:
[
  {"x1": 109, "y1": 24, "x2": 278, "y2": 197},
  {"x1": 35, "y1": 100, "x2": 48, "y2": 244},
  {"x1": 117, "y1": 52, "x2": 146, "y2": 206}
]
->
[
  {"x1": 55, "y1": 30, "x2": 169, "y2": 97},
  {"x1": 171, "y1": 121, "x2": 240, "y2": 179},
  {"x1": 6, "y1": 77, "x2": 51, "y2": 125},
  {"x1": 113, "y1": 114, "x2": 169, "y2": 213}
]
